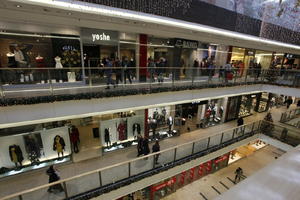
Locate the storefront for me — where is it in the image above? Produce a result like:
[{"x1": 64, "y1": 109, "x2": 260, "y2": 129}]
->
[
  {"x1": 225, "y1": 93, "x2": 265, "y2": 121},
  {"x1": 0, "y1": 124, "x2": 71, "y2": 178},
  {"x1": 0, "y1": 31, "x2": 82, "y2": 84}
]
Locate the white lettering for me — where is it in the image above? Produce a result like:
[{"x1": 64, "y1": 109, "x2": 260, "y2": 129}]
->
[{"x1": 91, "y1": 33, "x2": 111, "y2": 42}]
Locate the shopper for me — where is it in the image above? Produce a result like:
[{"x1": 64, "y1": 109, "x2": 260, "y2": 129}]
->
[
  {"x1": 234, "y1": 167, "x2": 243, "y2": 183},
  {"x1": 114, "y1": 57, "x2": 122, "y2": 86},
  {"x1": 285, "y1": 97, "x2": 293, "y2": 109},
  {"x1": 143, "y1": 137, "x2": 150, "y2": 156},
  {"x1": 70, "y1": 126, "x2": 80, "y2": 153},
  {"x1": 122, "y1": 57, "x2": 132, "y2": 84},
  {"x1": 148, "y1": 57, "x2": 156, "y2": 82},
  {"x1": 137, "y1": 134, "x2": 144, "y2": 157},
  {"x1": 46, "y1": 165, "x2": 64, "y2": 193},
  {"x1": 237, "y1": 117, "x2": 244, "y2": 126},
  {"x1": 297, "y1": 100, "x2": 300, "y2": 107},
  {"x1": 152, "y1": 140, "x2": 160, "y2": 164},
  {"x1": 105, "y1": 58, "x2": 115, "y2": 89}
]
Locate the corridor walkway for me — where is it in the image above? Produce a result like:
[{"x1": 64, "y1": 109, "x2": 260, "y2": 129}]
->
[{"x1": 0, "y1": 105, "x2": 295, "y2": 199}]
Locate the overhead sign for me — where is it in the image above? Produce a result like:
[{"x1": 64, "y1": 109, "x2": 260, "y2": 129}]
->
[
  {"x1": 285, "y1": 53, "x2": 300, "y2": 59},
  {"x1": 81, "y1": 28, "x2": 118, "y2": 45},
  {"x1": 174, "y1": 38, "x2": 199, "y2": 49}
]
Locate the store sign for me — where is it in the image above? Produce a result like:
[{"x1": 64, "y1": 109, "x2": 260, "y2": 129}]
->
[
  {"x1": 245, "y1": 49, "x2": 255, "y2": 56},
  {"x1": 285, "y1": 53, "x2": 300, "y2": 59},
  {"x1": 214, "y1": 155, "x2": 228, "y2": 164},
  {"x1": 152, "y1": 177, "x2": 176, "y2": 191},
  {"x1": 81, "y1": 28, "x2": 118, "y2": 45},
  {"x1": 174, "y1": 38, "x2": 198, "y2": 49}
]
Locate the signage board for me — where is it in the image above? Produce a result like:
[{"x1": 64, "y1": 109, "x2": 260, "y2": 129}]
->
[
  {"x1": 174, "y1": 38, "x2": 199, "y2": 49},
  {"x1": 81, "y1": 28, "x2": 118, "y2": 45}
]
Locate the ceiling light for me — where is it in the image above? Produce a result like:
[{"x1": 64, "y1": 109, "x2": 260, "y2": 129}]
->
[
  {"x1": 16, "y1": 5, "x2": 22, "y2": 8},
  {"x1": 67, "y1": 12, "x2": 72, "y2": 15}
]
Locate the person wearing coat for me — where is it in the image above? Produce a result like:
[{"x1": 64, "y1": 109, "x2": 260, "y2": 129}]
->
[
  {"x1": 46, "y1": 165, "x2": 64, "y2": 193},
  {"x1": 152, "y1": 141, "x2": 160, "y2": 164},
  {"x1": 70, "y1": 126, "x2": 80, "y2": 153},
  {"x1": 9, "y1": 145, "x2": 24, "y2": 167},
  {"x1": 143, "y1": 137, "x2": 150, "y2": 156},
  {"x1": 137, "y1": 134, "x2": 144, "y2": 157},
  {"x1": 53, "y1": 135, "x2": 66, "y2": 158}
]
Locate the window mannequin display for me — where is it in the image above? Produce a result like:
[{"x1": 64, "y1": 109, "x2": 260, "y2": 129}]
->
[
  {"x1": 55, "y1": 56, "x2": 63, "y2": 82},
  {"x1": 9, "y1": 145, "x2": 24, "y2": 167},
  {"x1": 24, "y1": 135, "x2": 41, "y2": 164},
  {"x1": 117, "y1": 120, "x2": 127, "y2": 141},
  {"x1": 53, "y1": 135, "x2": 65, "y2": 158},
  {"x1": 132, "y1": 123, "x2": 141, "y2": 137},
  {"x1": 36, "y1": 55, "x2": 46, "y2": 82},
  {"x1": 70, "y1": 126, "x2": 80, "y2": 153},
  {"x1": 167, "y1": 116, "x2": 173, "y2": 133},
  {"x1": 104, "y1": 128, "x2": 111, "y2": 147}
]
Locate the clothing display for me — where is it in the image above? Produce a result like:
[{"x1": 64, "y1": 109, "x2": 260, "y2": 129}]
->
[
  {"x1": 25, "y1": 137, "x2": 41, "y2": 164},
  {"x1": 132, "y1": 123, "x2": 141, "y2": 136},
  {"x1": 104, "y1": 128, "x2": 111, "y2": 147},
  {"x1": 53, "y1": 135, "x2": 65, "y2": 157},
  {"x1": 7, "y1": 52, "x2": 16, "y2": 67},
  {"x1": 55, "y1": 56, "x2": 63, "y2": 68},
  {"x1": 9, "y1": 145, "x2": 24, "y2": 167},
  {"x1": 70, "y1": 126, "x2": 80, "y2": 153},
  {"x1": 117, "y1": 122, "x2": 127, "y2": 141},
  {"x1": 36, "y1": 56, "x2": 46, "y2": 68}
]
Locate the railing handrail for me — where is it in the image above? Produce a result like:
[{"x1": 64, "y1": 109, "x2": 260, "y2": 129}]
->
[{"x1": 0, "y1": 120, "x2": 259, "y2": 200}]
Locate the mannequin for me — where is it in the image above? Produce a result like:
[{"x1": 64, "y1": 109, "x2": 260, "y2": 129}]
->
[
  {"x1": 6, "y1": 52, "x2": 16, "y2": 67},
  {"x1": 25, "y1": 135, "x2": 41, "y2": 164},
  {"x1": 150, "y1": 119, "x2": 158, "y2": 138},
  {"x1": 54, "y1": 56, "x2": 63, "y2": 68},
  {"x1": 104, "y1": 128, "x2": 111, "y2": 147},
  {"x1": 167, "y1": 116, "x2": 173, "y2": 133},
  {"x1": 53, "y1": 135, "x2": 65, "y2": 158},
  {"x1": 70, "y1": 126, "x2": 80, "y2": 153},
  {"x1": 132, "y1": 123, "x2": 141, "y2": 137},
  {"x1": 9, "y1": 145, "x2": 24, "y2": 167},
  {"x1": 36, "y1": 55, "x2": 46, "y2": 82},
  {"x1": 55, "y1": 56, "x2": 63, "y2": 82},
  {"x1": 117, "y1": 120, "x2": 127, "y2": 141}
]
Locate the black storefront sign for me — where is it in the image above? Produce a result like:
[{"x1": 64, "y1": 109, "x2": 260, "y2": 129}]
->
[
  {"x1": 81, "y1": 28, "x2": 119, "y2": 45},
  {"x1": 174, "y1": 38, "x2": 198, "y2": 49},
  {"x1": 284, "y1": 53, "x2": 300, "y2": 59}
]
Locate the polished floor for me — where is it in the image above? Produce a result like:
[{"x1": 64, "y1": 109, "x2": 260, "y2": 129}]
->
[
  {"x1": 0, "y1": 105, "x2": 296, "y2": 199},
  {"x1": 162, "y1": 145, "x2": 285, "y2": 200}
]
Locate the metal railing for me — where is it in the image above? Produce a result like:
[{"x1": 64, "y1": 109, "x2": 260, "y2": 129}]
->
[
  {"x1": 280, "y1": 108, "x2": 300, "y2": 123},
  {"x1": 0, "y1": 67, "x2": 299, "y2": 99}
]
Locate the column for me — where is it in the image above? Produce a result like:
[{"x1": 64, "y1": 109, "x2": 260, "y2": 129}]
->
[{"x1": 139, "y1": 34, "x2": 147, "y2": 82}]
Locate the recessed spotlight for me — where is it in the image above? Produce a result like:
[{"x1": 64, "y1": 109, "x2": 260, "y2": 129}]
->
[
  {"x1": 16, "y1": 5, "x2": 22, "y2": 8},
  {"x1": 67, "y1": 12, "x2": 72, "y2": 15}
]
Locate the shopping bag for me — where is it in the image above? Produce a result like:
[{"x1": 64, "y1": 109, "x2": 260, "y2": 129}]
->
[{"x1": 227, "y1": 73, "x2": 233, "y2": 80}]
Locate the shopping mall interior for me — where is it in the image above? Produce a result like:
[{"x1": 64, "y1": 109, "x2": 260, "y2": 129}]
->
[{"x1": 0, "y1": 0, "x2": 300, "y2": 200}]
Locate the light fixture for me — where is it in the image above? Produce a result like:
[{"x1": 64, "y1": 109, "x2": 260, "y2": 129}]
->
[
  {"x1": 16, "y1": 4, "x2": 22, "y2": 8},
  {"x1": 67, "y1": 12, "x2": 72, "y2": 15},
  {"x1": 11, "y1": 0, "x2": 300, "y2": 51}
]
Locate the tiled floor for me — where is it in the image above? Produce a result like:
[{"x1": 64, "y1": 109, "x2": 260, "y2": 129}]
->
[
  {"x1": 162, "y1": 145, "x2": 285, "y2": 200},
  {"x1": 0, "y1": 105, "x2": 296, "y2": 199}
]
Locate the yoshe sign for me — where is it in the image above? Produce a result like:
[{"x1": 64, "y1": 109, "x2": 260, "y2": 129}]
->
[{"x1": 81, "y1": 28, "x2": 118, "y2": 45}]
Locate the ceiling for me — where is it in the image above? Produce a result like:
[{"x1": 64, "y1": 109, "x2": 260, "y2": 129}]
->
[{"x1": 0, "y1": 0, "x2": 300, "y2": 54}]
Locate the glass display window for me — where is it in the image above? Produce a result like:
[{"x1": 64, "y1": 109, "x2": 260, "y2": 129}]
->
[{"x1": 0, "y1": 126, "x2": 71, "y2": 178}]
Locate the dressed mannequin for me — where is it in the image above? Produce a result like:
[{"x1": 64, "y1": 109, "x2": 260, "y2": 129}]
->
[
  {"x1": 36, "y1": 55, "x2": 46, "y2": 82},
  {"x1": 53, "y1": 135, "x2": 65, "y2": 158},
  {"x1": 54, "y1": 56, "x2": 63, "y2": 82},
  {"x1": 25, "y1": 136, "x2": 41, "y2": 164},
  {"x1": 54, "y1": 56, "x2": 63, "y2": 69},
  {"x1": 104, "y1": 128, "x2": 111, "y2": 147},
  {"x1": 167, "y1": 116, "x2": 173, "y2": 133},
  {"x1": 70, "y1": 126, "x2": 80, "y2": 153},
  {"x1": 9, "y1": 145, "x2": 24, "y2": 167},
  {"x1": 150, "y1": 119, "x2": 158, "y2": 138},
  {"x1": 6, "y1": 52, "x2": 16, "y2": 67},
  {"x1": 117, "y1": 120, "x2": 127, "y2": 141},
  {"x1": 132, "y1": 123, "x2": 141, "y2": 137}
]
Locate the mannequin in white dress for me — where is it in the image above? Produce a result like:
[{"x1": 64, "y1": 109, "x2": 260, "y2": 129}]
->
[
  {"x1": 54, "y1": 56, "x2": 63, "y2": 82},
  {"x1": 54, "y1": 56, "x2": 63, "y2": 68}
]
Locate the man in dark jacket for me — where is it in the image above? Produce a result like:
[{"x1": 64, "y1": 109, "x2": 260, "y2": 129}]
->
[
  {"x1": 237, "y1": 117, "x2": 244, "y2": 126},
  {"x1": 152, "y1": 141, "x2": 160, "y2": 164},
  {"x1": 143, "y1": 137, "x2": 150, "y2": 156},
  {"x1": 46, "y1": 165, "x2": 64, "y2": 193},
  {"x1": 137, "y1": 134, "x2": 144, "y2": 157}
]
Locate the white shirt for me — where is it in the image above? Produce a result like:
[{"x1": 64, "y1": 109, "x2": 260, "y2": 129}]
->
[{"x1": 14, "y1": 50, "x2": 25, "y2": 62}]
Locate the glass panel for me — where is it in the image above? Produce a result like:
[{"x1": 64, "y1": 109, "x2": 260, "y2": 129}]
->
[
  {"x1": 208, "y1": 134, "x2": 222, "y2": 148},
  {"x1": 158, "y1": 149, "x2": 175, "y2": 166},
  {"x1": 130, "y1": 155, "x2": 154, "y2": 176},
  {"x1": 175, "y1": 143, "x2": 193, "y2": 160},
  {"x1": 22, "y1": 186, "x2": 65, "y2": 200},
  {"x1": 66, "y1": 172, "x2": 100, "y2": 196},
  {"x1": 193, "y1": 138, "x2": 209, "y2": 153},
  {"x1": 222, "y1": 130, "x2": 234, "y2": 143},
  {"x1": 101, "y1": 164, "x2": 129, "y2": 186}
]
